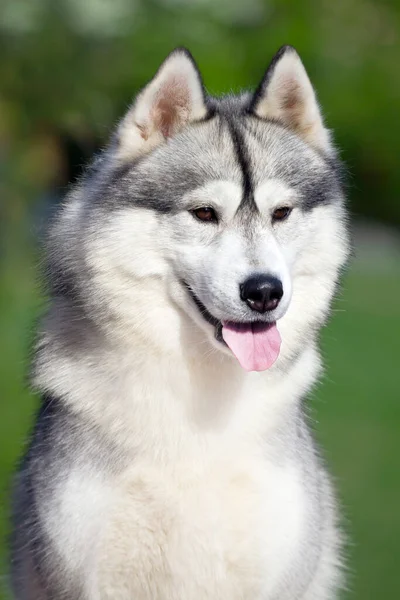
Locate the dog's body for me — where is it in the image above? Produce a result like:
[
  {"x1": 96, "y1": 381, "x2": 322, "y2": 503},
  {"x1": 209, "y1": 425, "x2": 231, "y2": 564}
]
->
[{"x1": 11, "y1": 46, "x2": 349, "y2": 599}]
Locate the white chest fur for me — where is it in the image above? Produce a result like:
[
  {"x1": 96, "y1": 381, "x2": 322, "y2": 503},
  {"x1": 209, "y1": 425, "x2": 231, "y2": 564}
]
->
[
  {"x1": 39, "y1": 345, "x2": 321, "y2": 599},
  {"x1": 54, "y1": 453, "x2": 307, "y2": 600}
]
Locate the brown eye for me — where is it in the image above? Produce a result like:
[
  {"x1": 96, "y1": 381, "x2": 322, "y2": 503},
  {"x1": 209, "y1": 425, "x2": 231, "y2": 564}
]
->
[
  {"x1": 192, "y1": 207, "x2": 218, "y2": 223},
  {"x1": 272, "y1": 206, "x2": 292, "y2": 222}
]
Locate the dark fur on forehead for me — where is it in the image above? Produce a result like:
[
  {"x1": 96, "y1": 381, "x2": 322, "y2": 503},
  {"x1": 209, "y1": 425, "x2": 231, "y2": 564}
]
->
[
  {"x1": 95, "y1": 120, "x2": 342, "y2": 221},
  {"x1": 194, "y1": 95, "x2": 259, "y2": 213},
  {"x1": 208, "y1": 93, "x2": 252, "y2": 116},
  {"x1": 65, "y1": 68, "x2": 343, "y2": 224},
  {"x1": 223, "y1": 117, "x2": 256, "y2": 213}
]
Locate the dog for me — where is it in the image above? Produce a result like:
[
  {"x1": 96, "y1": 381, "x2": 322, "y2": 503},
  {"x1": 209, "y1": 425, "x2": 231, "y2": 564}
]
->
[{"x1": 10, "y1": 45, "x2": 349, "y2": 599}]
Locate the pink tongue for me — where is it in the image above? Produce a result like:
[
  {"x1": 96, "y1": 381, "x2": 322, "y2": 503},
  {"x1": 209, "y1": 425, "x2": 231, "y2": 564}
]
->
[{"x1": 222, "y1": 322, "x2": 281, "y2": 372}]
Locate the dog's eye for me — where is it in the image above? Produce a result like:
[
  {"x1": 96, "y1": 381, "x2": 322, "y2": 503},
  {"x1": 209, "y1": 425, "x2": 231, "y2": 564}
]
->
[
  {"x1": 192, "y1": 207, "x2": 218, "y2": 223},
  {"x1": 272, "y1": 207, "x2": 292, "y2": 222}
]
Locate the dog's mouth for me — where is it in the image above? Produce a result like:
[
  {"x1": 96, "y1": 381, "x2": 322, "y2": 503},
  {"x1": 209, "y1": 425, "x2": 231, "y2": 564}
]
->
[
  {"x1": 183, "y1": 282, "x2": 281, "y2": 372},
  {"x1": 183, "y1": 282, "x2": 223, "y2": 341}
]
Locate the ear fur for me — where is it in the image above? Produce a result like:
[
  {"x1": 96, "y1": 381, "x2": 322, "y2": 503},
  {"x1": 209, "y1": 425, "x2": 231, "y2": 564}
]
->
[
  {"x1": 116, "y1": 48, "x2": 207, "y2": 161},
  {"x1": 250, "y1": 46, "x2": 332, "y2": 154}
]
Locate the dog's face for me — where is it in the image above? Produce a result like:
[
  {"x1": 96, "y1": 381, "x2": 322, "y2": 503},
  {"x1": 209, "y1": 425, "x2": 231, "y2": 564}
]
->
[{"x1": 67, "y1": 47, "x2": 348, "y2": 371}]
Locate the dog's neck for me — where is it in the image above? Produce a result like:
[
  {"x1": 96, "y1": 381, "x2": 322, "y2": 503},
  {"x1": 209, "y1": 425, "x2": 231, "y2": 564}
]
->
[{"x1": 33, "y1": 297, "x2": 321, "y2": 464}]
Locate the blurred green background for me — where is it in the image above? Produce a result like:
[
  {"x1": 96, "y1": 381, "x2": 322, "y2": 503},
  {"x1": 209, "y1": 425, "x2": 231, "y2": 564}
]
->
[{"x1": 1, "y1": 0, "x2": 399, "y2": 598}]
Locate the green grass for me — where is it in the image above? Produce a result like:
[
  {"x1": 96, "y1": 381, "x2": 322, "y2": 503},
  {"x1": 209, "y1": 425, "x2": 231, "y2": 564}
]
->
[
  {"x1": 317, "y1": 271, "x2": 400, "y2": 599},
  {"x1": 1, "y1": 239, "x2": 399, "y2": 599}
]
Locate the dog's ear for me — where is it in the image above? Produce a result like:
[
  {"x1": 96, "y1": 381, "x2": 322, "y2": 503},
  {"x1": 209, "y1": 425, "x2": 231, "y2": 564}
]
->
[
  {"x1": 250, "y1": 46, "x2": 332, "y2": 154},
  {"x1": 116, "y1": 48, "x2": 207, "y2": 161}
]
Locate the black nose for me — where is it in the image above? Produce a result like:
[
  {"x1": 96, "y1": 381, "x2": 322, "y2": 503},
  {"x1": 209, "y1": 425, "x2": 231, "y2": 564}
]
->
[{"x1": 240, "y1": 274, "x2": 283, "y2": 314}]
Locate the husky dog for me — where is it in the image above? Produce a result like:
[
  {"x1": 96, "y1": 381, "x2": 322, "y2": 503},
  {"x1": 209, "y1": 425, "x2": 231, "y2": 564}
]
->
[{"x1": 11, "y1": 46, "x2": 349, "y2": 599}]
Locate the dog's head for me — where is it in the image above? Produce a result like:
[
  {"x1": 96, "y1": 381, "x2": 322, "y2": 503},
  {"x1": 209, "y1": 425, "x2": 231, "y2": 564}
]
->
[{"x1": 51, "y1": 47, "x2": 349, "y2": 372}]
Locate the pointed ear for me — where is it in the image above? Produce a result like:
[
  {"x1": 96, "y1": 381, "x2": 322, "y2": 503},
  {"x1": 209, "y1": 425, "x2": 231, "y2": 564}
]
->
[
  {"x1": 116, "y1": 48, "x2": 208, "y2": 161},
  {"x1": 250, "y1": 46, "x2": 332, "y2": 154}
]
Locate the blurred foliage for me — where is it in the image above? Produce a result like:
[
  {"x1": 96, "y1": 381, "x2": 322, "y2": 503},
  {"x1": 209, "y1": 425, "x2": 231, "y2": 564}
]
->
[{"x1": 1, "y1": 0, "x2": 400, "y2": 227}]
